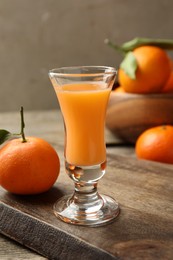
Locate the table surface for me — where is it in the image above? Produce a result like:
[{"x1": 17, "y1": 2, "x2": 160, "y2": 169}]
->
[{"x1": 0, "y1": 110, "x2": 173, "y2": 260}]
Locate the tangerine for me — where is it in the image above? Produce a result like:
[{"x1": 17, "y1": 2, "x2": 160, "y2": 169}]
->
[
  {"x1": 119, "y1": 46, "x2": 171, "y2": 94},
  {"x1": 0, "y1": 137, "x2": 60, "y2": 194},
  {"x1": 135, "y1": 125, "x2": 173, "y2": 164},
  {"x1": 114, "y1": 86, "x2": 125, "y2": 93},
  {"x1": 162, "y1": 60, "x2": 173, "y2": 93}
]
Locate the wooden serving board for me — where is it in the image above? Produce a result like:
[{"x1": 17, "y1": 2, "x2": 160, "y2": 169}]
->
[{"x1": 0, "y1": 149, "x2": 173, "y2": 260}]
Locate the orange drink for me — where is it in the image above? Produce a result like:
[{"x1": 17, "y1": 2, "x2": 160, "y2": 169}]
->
[
  {"x1": 49, "y1": 66, "x2": 119, "y2": 226},
  {"x1": 54, "y1": 83, "x2": 111, "y2": 166}
]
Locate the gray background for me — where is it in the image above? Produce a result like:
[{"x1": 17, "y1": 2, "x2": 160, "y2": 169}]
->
[{"x1": 0, "y1": 0, "x2": 173, "y2": 112}]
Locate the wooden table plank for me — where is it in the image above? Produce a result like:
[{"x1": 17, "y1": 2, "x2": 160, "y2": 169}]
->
[
  {"x1": 1, "y1": 153, "x2": 173, "y2": 259},
  {"x1": 0, "y1": 110, "x2": 173, "y2": 259},
  {"x1": 0, "y1": 233, "x2": 45, "y2": 260}
]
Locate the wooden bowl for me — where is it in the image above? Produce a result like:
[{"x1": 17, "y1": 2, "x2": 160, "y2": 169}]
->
[{"x1": 106, "y1": 91, "x2": 173, "y2": 144}]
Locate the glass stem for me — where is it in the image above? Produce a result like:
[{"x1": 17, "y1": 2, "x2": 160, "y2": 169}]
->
[
  {"x1": 74, "y1": 182, "x2": 98, "y2": 193},
  {"x1": 71, "y1": 182, "x2": 103, "y2": 211}
]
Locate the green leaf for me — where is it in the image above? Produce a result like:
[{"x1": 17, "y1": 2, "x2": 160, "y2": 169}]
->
[
  {"x1": 106, "y1": 38, "x2": 173, "y2": 54},
  {"x1": 121, "y1": 37, "x2": 173, "y2": 52},
  {"x1": 0, "y1": 130, "x2": 12, "y2": 145},
  {"x1": 120, "y1": 52, "x2": 138, "y2": 79}
]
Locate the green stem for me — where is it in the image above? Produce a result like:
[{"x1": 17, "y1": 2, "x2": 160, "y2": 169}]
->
[
  {"x1": 20, "y1": 106, "x2": 27, "y2": 142},
  {"x1": 104, "y1": 39, "x2": 126, "y2": 56}
]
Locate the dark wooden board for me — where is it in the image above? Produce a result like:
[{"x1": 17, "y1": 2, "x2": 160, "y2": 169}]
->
[{"x1": 1, "y1": 149, "x2": 173, "y2": 260}]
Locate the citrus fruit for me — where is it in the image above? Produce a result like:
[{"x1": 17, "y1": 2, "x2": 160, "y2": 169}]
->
[
  {"x1": 135, "y1": 125, "x2": 173, "y2": 164},
  {"x1": 0, "y1": 137, "x2": 60, "y2": 194},
  {"x1": 119, "y1": 46, "x2": 171, "y2": 94},
  {"x1": 162, "y1": 60, "x2": 173, "y2": 93},
  {"x1": 114, "y1": 86, "x2": 125, "y2": 93},
  {"x1": 162, "y1": 71, "x2": 173, "y2": 93}
]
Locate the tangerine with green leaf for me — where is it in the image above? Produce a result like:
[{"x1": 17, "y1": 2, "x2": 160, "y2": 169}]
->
[
  {"x1": 118, "y1": 46, "x2": 171, "y2": 94},
  {"x1": 0, "y1": 107, "x2": 60, "y2": 195}
]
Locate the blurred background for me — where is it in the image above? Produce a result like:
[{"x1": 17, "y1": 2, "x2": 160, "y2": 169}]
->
[{"x1": 0, "y1": 0, "x2": 173, "y2": 112}]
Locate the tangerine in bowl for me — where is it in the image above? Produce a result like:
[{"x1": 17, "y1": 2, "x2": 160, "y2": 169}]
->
[{"x1": 106, "y1": 90, "x2": 173, "y2": 144}]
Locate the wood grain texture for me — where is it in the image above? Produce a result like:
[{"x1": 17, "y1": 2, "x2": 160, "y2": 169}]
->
[
  {"x1": 1, "y1": 154, "x2": 173, "y2": 259},
  {"x1": 0, "y1": 233, "x2": 45, "y2": 259},
  {"x1": 0, "y1": 110, "x2": 173, "y2": 259},
  {"x1": 106, "y1": 92, "x2": 173, "y2": 143}
]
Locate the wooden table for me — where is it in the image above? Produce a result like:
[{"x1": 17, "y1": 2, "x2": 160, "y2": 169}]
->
[{"x1": 0, "y1": 110, "x2": 173, "y2": 260}]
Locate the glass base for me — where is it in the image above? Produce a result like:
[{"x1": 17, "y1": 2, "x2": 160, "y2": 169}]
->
[{"x1": 53, "y1": 193, "x2": 120, "y2": 227}]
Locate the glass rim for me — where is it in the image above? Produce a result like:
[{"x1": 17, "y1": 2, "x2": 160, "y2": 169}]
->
[{"x1": 49, "y1": 66, "x2": 117, "y2": 77}]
